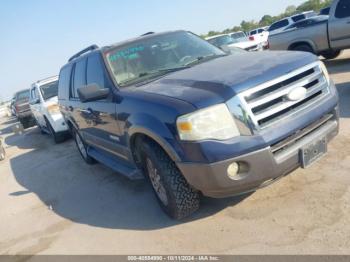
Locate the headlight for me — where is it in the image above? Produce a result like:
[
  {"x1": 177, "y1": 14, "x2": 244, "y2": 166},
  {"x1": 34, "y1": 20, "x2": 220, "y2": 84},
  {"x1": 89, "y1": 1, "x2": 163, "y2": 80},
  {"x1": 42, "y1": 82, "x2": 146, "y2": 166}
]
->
[
  {"x1": 176, "y1": 103, "x2": 240, "y2": 141},
  {"x1": 47, "y1": 104, "x2": 60, "y2": 114},
  {"x1": 319, "y1": 61, "x2": 330, "y2": 85}
]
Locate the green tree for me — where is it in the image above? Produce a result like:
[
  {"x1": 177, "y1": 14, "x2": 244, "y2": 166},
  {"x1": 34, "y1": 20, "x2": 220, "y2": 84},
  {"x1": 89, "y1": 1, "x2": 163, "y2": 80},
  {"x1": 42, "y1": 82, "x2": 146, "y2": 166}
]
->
[
  {"x1": 285, "y1": 5, "x2": 297, "y2": 15},
  {"x1": 259, "y1": 15, "x2": 274, "y2": 26}
]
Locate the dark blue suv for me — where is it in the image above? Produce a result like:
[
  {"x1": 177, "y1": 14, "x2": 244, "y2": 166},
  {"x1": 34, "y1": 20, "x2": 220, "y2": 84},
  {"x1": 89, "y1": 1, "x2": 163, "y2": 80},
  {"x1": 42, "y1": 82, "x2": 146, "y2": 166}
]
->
[{"x1": 58, "y1": 31, "x2": 339, "y2": 219}]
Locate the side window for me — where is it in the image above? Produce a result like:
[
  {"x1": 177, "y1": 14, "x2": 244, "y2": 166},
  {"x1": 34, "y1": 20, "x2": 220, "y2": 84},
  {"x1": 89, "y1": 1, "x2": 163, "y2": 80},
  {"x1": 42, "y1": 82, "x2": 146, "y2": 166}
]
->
[
  {"x1": 86, "y1": 53, "x2": 105, "y2": 89},
  {"x1": 270, "y1": 19, "x2": 289, "y2": 31},
  {"x1": 335, "y1": 0, "x2": 350, "y2": 18},
  {"x1": 72, "y1": 58, "x2": 87, "y2": 98},
  {"x1": 58, "y1": 64, "x2": 73, "y2": 101}
]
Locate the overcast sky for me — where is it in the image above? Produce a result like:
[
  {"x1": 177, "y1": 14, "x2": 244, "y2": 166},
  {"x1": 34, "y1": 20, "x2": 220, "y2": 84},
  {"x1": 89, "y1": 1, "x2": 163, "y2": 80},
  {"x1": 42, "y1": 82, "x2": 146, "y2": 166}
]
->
[{"x1": 0, "y1": 0, "x2": 306, "y2": 101}]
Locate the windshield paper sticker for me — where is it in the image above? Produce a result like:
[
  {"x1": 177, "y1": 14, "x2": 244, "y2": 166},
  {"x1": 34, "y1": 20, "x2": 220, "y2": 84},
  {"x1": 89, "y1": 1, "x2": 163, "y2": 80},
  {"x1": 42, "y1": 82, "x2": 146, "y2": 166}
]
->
[{"x1": 108, "y1": 46, "x2": 145, "y2": 62}]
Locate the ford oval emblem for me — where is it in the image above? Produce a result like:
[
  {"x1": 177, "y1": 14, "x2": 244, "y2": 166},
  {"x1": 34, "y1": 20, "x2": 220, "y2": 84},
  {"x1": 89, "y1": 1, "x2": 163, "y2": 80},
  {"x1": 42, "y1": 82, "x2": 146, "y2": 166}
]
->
[{"x1": 286, "y1": 87, "x2": 307, "y2": 101}]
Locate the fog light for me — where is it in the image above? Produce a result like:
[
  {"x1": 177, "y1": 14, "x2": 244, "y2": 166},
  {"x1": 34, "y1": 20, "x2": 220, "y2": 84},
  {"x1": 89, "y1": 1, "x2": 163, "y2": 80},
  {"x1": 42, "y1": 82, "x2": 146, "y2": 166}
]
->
[{"x1": 227, "y1": 162, "x2": 240, "y2": 180}]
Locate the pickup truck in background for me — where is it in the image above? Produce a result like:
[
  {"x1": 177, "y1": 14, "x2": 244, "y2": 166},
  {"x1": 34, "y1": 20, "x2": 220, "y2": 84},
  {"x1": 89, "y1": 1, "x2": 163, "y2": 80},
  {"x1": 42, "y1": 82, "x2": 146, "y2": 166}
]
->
[
  {"x1": 248, "y1": 27, "x2": 269, "y2": 49},
  {"x1": 14, "y1": 89, "x2": 35, "y2": 128},
  {"x1": 269, "y1": 0, "x2": 350, "y2": 59}
]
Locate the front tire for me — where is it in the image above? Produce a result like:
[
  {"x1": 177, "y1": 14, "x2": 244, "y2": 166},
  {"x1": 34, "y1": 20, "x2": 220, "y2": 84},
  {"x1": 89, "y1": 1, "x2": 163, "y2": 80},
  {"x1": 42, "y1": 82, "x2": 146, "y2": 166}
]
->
[
  {"x1": 73, "y1": 128, "x2": 96, "y2": 164},
  {"x1": 321, "y1": 50, "x2": 342, "y2": 60},
  {"x1": 141, "y1": 139, "x2": 200, "y2": 220},
  {"x1": 45, "y1": 117, "x2": 65, "y2": 144}
]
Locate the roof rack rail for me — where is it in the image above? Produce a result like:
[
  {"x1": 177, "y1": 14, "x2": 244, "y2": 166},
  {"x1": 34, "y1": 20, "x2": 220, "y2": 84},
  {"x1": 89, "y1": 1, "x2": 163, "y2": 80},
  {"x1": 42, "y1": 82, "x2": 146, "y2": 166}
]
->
[
  {"x1": 141, "y1": 32, "x2": 155, "y2": 36},
  {"x1": 68, "y1": 44, "x2": 99, "y2": 62}
]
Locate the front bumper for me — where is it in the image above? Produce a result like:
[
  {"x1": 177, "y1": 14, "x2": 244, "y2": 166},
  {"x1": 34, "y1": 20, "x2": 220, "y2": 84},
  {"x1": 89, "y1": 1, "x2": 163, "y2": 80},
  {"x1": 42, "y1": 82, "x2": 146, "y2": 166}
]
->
[
  {"x1": 177, "y1": 110, "x2": 339, "y2": 198},
  {"x1": 48, "y1": 113, "x2": 69, "y2": 133}
]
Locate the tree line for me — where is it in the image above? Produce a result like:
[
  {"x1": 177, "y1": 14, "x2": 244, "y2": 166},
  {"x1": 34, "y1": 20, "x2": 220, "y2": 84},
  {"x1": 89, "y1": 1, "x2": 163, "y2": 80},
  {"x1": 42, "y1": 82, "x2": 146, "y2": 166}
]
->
[{"x1": 203, "y1": 0, "x2": 332, "y2": 37}]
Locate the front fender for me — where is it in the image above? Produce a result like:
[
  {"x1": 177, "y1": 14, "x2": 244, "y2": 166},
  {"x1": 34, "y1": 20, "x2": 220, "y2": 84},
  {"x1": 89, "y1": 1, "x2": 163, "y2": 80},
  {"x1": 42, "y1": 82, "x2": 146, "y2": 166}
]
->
[{"x1": 126, "y1": 113, "x2": 182, "y2": 162}]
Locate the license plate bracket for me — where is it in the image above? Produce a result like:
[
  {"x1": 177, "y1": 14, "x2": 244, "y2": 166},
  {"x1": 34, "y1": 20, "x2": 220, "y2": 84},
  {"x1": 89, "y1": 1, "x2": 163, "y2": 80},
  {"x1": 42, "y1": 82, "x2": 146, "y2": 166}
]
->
[{"x1": 300, "y1": 137, "x2": 327, "y2": 168}]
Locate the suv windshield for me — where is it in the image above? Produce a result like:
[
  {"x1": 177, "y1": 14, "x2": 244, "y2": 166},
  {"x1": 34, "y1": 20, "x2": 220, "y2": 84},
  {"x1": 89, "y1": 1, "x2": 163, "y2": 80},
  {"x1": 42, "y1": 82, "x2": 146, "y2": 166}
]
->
[
  {"x1": 105, "y1": 31, "x2": 225, "y2": 87},
  {"x1": 40, "y1": 80, "x2": 58, "y2": 100},
  {"x1": 16, "y1": 90, "x2": 30, "y2": 100}
]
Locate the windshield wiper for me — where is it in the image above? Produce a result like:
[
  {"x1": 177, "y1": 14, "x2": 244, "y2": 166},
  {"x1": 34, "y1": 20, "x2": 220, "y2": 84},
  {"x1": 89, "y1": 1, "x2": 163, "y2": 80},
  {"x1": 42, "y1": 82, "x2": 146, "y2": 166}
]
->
[
  {"x1": 185, "y1": 54, "x2": 227, "y2": 66},
  {"x1": 138, "y1": 66, "x2": 190, "y2": 78},
  {"x1": 119, "y1": 66, "x2": 190, "y2": 86}
]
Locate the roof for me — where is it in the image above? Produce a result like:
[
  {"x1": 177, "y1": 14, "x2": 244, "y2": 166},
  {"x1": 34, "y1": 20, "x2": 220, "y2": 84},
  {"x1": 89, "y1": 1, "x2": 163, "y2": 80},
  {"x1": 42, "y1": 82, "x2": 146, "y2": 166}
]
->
[{"x1": 32, "y1": 75, "x2": 58, "y2": 88}]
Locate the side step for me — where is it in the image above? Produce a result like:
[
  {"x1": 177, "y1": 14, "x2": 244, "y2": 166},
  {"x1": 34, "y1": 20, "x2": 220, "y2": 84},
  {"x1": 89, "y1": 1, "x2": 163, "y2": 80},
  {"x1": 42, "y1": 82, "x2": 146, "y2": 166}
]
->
[{"x1": 87, "y1": 147, "x2": 144, "y2": 180}]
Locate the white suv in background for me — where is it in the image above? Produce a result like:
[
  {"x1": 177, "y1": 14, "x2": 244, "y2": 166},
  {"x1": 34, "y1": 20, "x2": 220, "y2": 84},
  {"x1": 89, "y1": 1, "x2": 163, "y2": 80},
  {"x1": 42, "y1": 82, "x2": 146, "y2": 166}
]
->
[
  {"x1": 268, "y1": 11, "x2": 316, "y2": 34},
  {"x1": 29, "y1": 76, "x2": 69, "y2": 143}
]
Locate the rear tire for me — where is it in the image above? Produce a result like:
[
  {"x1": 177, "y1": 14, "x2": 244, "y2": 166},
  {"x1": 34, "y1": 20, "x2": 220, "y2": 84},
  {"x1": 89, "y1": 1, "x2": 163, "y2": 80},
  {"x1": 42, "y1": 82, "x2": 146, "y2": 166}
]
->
[
  {"x1": 19, "y1": 118, "x2": 30, "y2": 129},
  {"x1": 140, "y1": 139, "x2": 200, "y2": 220},
  {"x1": 73, "y1": 128, "x2": 96, "y2": 164},
  {"x1": 291, "y1": 44, "x2": 314, "y2": 54},
  {"x1": 321, "y1": 50, "x2": 342, "y2": 60}
]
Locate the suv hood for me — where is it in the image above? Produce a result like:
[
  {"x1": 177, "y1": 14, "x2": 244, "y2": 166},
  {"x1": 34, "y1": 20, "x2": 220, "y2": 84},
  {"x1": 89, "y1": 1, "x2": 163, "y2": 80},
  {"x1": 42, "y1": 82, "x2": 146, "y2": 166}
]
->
[{"x1": 134, "y1": 51, "x2": 318, "y2": 109}]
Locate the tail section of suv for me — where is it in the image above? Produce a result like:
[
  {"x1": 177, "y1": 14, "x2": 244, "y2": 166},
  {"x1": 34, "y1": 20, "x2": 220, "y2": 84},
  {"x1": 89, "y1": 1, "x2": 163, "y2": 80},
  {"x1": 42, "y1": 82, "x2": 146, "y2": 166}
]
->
[
  {"x1": 14, "y1": 89, "x2": 35, "y2": 128},
  {"x1": 29, "y1": 76, "x2": 69, "y2": 143},
  {"x1": 58, "y1": 30, "x2": 339, "y2": 219}
]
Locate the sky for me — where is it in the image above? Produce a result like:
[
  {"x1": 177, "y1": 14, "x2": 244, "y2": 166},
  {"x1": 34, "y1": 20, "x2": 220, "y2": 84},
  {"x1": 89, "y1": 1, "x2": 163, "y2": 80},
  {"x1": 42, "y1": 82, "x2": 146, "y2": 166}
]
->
[{"x1": 0, "y1": 0, "x2": 306, "y2": 101}]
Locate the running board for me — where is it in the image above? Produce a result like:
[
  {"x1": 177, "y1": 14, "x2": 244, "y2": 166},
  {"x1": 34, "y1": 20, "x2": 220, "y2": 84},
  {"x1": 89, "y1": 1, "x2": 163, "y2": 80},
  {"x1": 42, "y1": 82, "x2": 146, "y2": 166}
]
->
[{"x1": 87, "y1": 147, "x2": 144, "y2": 180}]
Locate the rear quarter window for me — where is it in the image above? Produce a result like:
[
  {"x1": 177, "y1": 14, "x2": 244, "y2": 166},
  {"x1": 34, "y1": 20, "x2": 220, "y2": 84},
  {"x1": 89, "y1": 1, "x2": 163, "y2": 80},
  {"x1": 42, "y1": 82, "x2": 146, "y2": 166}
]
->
[
  {"x1": 58, "y1": 64, "x2": 73, "y2": 101},
  {"x1": 269, "y1": 19, "x2": 289, "y2": 31}
]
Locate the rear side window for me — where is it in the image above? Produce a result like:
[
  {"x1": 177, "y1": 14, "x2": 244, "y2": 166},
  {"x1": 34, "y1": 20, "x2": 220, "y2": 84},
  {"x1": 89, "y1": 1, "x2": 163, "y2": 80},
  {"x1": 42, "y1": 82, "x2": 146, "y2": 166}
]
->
[
  {"x1": 292, "y1": 14, "x2": 305, "y2": 22},
  {"x1": 250, "y1": 30, "x2": 257, "y2": 35},
  {"x1": 335, "y1": 0, "x2": 350, "y2": 18},
  {"x1": 72, "y1": 58, "x2": 87, "y2": 98},
  {"x1": 86, "y1": 53, "x2": 105, "y2": 88},
  {"x1": 269, "y1": 19, "x2": 289, "y2": 31},
  {"x1": 58, "y1": 64, "x2": 73, "y2": 101}
]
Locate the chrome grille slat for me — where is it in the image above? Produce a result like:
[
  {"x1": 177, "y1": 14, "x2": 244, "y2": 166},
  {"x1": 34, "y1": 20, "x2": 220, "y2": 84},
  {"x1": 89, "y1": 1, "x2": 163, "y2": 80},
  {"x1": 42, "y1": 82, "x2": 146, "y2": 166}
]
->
[
  {"x1": 254, "y1": 80, "x2": 327, "y2": 121},
  {"x1": 238, "y1": 61, "x2": 330, "y2": 129},
  {"x1": 248, "y1": 70, "x2": 323, "y2": 109}
]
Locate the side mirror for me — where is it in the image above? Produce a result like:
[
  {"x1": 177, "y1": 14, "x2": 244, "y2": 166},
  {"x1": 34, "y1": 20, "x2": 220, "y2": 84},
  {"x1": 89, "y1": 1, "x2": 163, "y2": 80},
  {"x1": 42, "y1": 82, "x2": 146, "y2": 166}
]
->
[{"x1": 78, "y1": 84, "x2": 109, "y2": 103}]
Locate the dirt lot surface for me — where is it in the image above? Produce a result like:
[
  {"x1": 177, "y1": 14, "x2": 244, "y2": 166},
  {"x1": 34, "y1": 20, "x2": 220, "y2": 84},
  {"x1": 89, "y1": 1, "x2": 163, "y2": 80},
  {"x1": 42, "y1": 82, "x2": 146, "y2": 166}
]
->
[{"x1": 0, "y1": 51, "x2": 350, "y2": 255}]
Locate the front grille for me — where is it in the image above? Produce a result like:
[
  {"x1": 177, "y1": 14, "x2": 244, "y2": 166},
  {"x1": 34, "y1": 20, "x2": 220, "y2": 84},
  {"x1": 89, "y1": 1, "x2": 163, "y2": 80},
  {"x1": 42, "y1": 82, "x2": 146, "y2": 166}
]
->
[{"x1": 239, "y1": 62, "x2": 330, "y2": 129}]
